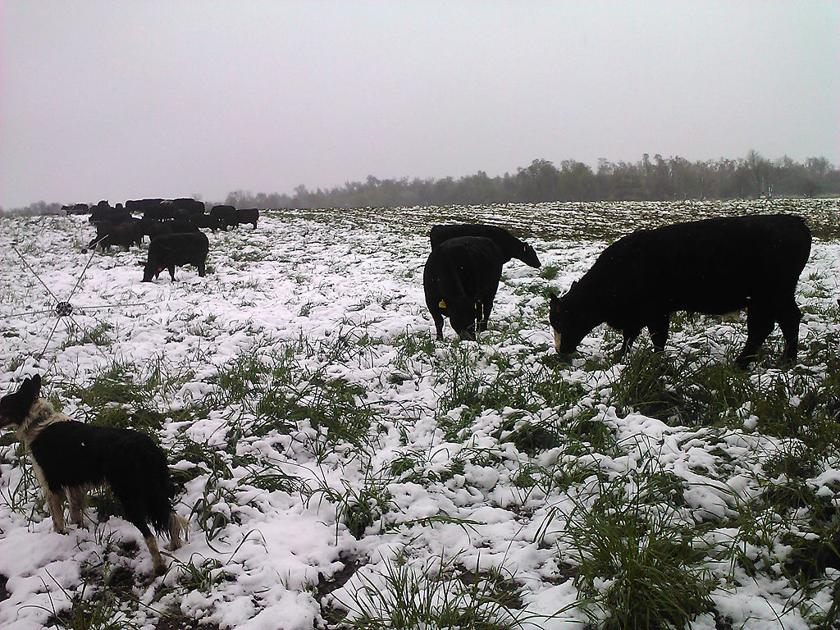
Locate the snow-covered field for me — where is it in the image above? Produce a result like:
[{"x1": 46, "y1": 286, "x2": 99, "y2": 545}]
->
[{"x1": 1, "y1": 199, "x2": 839, "y2": 629}]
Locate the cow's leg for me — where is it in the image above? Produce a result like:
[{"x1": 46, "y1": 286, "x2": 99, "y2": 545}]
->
[
  {"x1": 168, "y1": 265, "x2": 176, "y2": 281},
  {"x1": 618, "y1": 325, "x2": 642, "y2": 359},
  {"x1": 647, "y1": 313, "x2": 671, "y2": 352},
  {"x1": 736, "y1": 303, "x2": 774, "y2": 368},
  {"x1": 424, "y1": 269, "x2": 446, "y2": 340},
  {"x1": 197, "y1": 261, "x2": 206, "y2": 277},
  {"x1": 431, "y1": 309, "x2": 445, "y2": 340},
  {"x1": 775, "y1": 297, "x2": 802, "y2": 365},
  {"x1": 479, "y1": 287, "x2": 498, "y2": 332},
  {"x1": 425, "y1": 295, "x2": 445, "y2": 341}
]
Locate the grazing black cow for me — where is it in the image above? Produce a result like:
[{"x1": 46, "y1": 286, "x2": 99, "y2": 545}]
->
[
  {"x1": 142, "y1": 232, "x2": 209, "y2": 282},
  {"x1": 193, "y1": 214, "x2": 222, "y2": 232},
  {"x1": 424, "y1": 236, "x2": 513, "y2": 341},
  {"x1": 236, "y1": 208, "x2": 259, "y2": 229},
  {"x1": 210, "y1": 205, "x2": 237, "y2": 230},
  {"x1": 549, "y1": 214, "x2": 812, "y2": 367},
  {"x1": 429, "y1": 224, "x2": 541, "y2": 268},
  {"x1": 88, "y1": 221, "x2": 142, "y2": 251}
]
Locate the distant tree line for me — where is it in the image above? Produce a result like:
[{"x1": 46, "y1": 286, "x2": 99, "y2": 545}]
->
[
  {"x1": 226, "y1": 151, "x2": 840, "y2": 209},
  {"x1": 2, "y1": 151, "x2": 837, "y2": 217},
  {"x1": 0, "y1": 200, "x2": 63, "y2": 217}
]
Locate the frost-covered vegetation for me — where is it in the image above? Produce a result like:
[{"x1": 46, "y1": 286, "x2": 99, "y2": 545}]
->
[{"x1": 1, "y1": 199, "x2": 839, "y2": 629}]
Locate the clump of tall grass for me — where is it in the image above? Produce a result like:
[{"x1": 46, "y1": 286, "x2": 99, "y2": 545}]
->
[
  {"x1": 608, "y1": 346, "x2": 840, "y2": 456},
  {"x1": 309, "y1": 461, "x2": 395, "y2": 540},
  {"x1": 332, "y1": 550, "x2": 523, "y2": 629},
  {"x1": 538, "y1": 456, "x2": 715, "y2": 628},
  {"x1": 60, "y1": 321, "x2": 114, "y2": 349}
]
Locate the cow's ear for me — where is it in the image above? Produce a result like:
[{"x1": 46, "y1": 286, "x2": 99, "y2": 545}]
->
[{"x1": 571, "y1": 280, "x2": 578, "y2": 289}]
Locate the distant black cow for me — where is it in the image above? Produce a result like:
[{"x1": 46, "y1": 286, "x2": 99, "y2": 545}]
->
[
  {"x1": 236, "y1": 208, "x2": 259, "y2": 229},
  {"x1": 424, "y1": 236, "x2": 513, "y2": 341},
  {"x1": 142, "y1": 232, "x2": 209, "y2": 282},
  {"x1": 549, "y1": 214, "x2": 812, "y2": 367},
  {"x1": 429, "y1": 224, "x2": 541, "y2": 268},
  {"x1": 192, "y1": 214, "x2": 222, "y2": 232},
  {"x1": 89, "y1": 221, "x2": 142, "y2": 251},
  {"x1": 210, "y1": 205, "x2": 237, "y2": 230}
]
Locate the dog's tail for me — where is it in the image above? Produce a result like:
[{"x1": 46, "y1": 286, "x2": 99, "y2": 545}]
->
[{"x1": 146, "y1": 448, "x2": 177, "y2": 537}]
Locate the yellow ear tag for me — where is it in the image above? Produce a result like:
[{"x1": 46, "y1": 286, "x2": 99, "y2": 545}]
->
[{"x1": 438, "y1": 299, "x2": 447, "y2": 309}]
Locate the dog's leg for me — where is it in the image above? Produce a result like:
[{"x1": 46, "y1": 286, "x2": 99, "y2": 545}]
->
[
  {"x1": 45, "y1": 490, "x2": 66, "y2": 534},
  {"x1": 67, "y1": 487, "x2": 86, "y2": 527},
  {"x1": 32, "y1": 462, "x2": 66, "y2": 534},
  {"x1": 144, "y1": 535, "x2": 166, "y2": 575},
  {"x1": 167, "y1": 512, "x2": 188, "y2": 551}
]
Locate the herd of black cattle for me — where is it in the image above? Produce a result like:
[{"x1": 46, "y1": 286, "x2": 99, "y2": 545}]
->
[
  {"x1": 68, "y1": 200, "x2": 812, "y2": 367},
  {"x1": 70, "y1": 198, "x2": 258, "y2": 282}
]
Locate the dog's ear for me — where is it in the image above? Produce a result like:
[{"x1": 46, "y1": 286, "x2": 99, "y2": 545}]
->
[
  {"x1": 0, "y1": 376, "x2": 40, "y2": 428},
  {"x1": 17, "y1": 375, "x2": 40, "y2": 405},
  {"x1": 30, "y1": 374, "x2": 42, "y2": 398}
]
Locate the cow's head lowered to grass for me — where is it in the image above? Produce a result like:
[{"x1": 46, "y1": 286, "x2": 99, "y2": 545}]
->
[
  {"x1": 549, "y1": 288, "x2": 589, "y2": 356},
  {"x1": 518, "y1": 242, "x2": 542, "y2": 268}
]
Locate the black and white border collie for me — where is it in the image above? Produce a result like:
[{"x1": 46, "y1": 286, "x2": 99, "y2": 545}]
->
[{"x1": 0, "y1": 375, "x2": 186, "y2": 574}]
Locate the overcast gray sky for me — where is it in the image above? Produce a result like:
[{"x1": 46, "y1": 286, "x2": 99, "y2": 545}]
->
[{"x1": 1, "y1": 1, "x2": 837, "y2": 208}]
